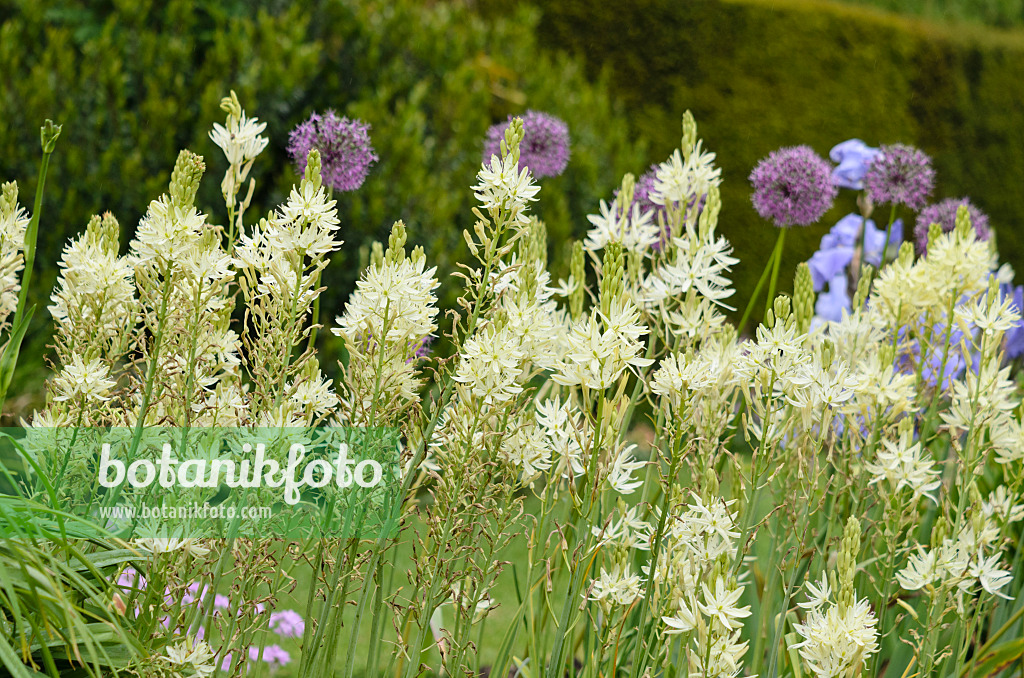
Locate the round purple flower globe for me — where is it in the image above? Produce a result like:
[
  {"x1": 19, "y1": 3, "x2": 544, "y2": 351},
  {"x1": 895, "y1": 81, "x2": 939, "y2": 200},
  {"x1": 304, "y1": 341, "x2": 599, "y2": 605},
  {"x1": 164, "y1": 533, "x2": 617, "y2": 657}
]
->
[
  {"x1": 749, "y1": 146, "x2": 837, "y2": 227},
  {"x1": 612, "y1": 165, "x2": 665, "y2": 220},
  {"x1": 483, "y1": 110, "x2": 570, "y2": 178},
  {"x1": 863, "y1": 144, "x2": 935, "y2": 210},
  {"x1": 288, "y1": 110, "x2": 378, "y2": 192},
  {"x1": 631, "y1": 166, "x2": 661, "y2": 216},
  {"x1": 913, "y1": 197, "x2": 991, "y2": 255}
]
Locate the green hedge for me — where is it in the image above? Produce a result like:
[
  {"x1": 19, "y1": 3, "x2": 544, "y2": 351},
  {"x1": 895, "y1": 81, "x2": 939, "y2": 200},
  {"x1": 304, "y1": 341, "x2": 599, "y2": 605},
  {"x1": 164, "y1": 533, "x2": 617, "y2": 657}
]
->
[
  {"x1": 520, "y1": 0, "x2": 1024, "y2": 324},
  {"x1": 0, "y1": 0, "x2": 646, "y2": 395},
  {"x1": 837, "y1": 0, "x2": 1024, "y2": 29}
]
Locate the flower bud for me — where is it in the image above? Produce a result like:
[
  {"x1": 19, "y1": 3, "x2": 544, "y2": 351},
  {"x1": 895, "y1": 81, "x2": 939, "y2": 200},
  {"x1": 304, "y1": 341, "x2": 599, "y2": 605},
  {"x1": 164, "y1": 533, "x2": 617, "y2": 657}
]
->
[
  {"x1": 220, "y1": 90, "x2": 242, "y2": 121},
  {"x1": 794, "y1": 263, "x2": 814, "y2": 334},
  {"x1": 772, "y1": 295, "x2": 792, "y2": 328},
  {"x1": 370, "y1": 241, "x2": 384, "y2": 269},
  {"x1": 698, "y1": 185, "x2": 722, "y2": 240},
  {"x1": 820, "y1": 339, "x2": 835, "y2": 371},
  {"x1": 502, "y1": 118, "x2": 525, "y2": 167},
  {"x1": 954, "y1": 203, "x2": 973, "y2": 241},
  {"x1": 41, "y1": 119, "x2": 62, "y2": 154},
  {"x1": 169, "y1": 150, "x2": 205, "y2": 209},
  {"x1": 928, "y1": 222, "x2": 942, "y2": 252},
  {"x1": 681, "y1": 110, "x2": 697, "y2": 160},
  {"x1": 618, "y1": 173, "x2": 636, "y2": 212},
  {"x1": 853, "y1": 264, "x2": 874, "y2": 310},
  {"x1": 600, "y1": 241, "x2": 624, "y2": 318},
  {"x1": 303, "y1": 149, "x2": 323, "y2": 193},
  {"x1": 702, "y1": 461, "x2": 719, "y2": 499},
  {"x1": 569, "y1": 240, "x2": 585, "y2": 321},
  {"x1": 386, "y1": 220, "x2": 408, "y2": 265},
  {"x1": 837, "y1": 517, "x2": 861, "y2": 615},
  {"x1": 0, "y1": 182, "x2": 17, "y2": 214},
  {"x1": 531, "y1": 218, "x2": 548, "y2": 267},
  {"x1": 898, "y1": 242, "x2": 915, "y2": 267},
  {"x1": 931, "y1": 515, "x2": 948, "y2": 550},
  {"x1": 897, "y1": 414, "x2": 913, "y2": 441},
  {"x1": 410, "y1": 245, "x2": 426, "y2": 267}
]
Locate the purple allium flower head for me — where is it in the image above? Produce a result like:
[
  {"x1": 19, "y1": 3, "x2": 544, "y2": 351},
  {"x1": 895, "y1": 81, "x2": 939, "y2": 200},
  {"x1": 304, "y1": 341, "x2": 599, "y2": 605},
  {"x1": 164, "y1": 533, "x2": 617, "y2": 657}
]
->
[
  {"x1": 630, "y1": 165, "x2": 661, "y2": 217},
  {"x1": 269, "y1": 609, "x2": 305, "y2": 638},
  {"x1": 829, "y1": 139, "x2": 880, "y2": 190},
  {"x1": 611, "y1": 165, "x2": 669, "y2": 248},
  {"x1": 483, "y1": 110, "x2": 570, "y2": 178},
  {"x1": 913, "y1": 197, "x2": 991, "y2": 255},
  {"x1": 288, "y1": 110, "x2": 378, "y2": 192},
  {"x1": 749, "y1": 146, "x2": 837, "y2": 227},
  {"x1": 863, "y1": 144, "x2": 935, "y2": 210}
]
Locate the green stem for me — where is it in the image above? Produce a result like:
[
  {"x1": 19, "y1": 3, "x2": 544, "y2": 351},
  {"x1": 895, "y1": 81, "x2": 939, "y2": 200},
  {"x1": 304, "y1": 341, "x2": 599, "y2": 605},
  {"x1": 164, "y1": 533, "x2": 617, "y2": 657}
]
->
[
  {"x1": 12, "y1": 122, "x2": 60, "y2": 332},
  {"x1": 120, "y1": 264, "x2": 176, "y2": 500},
  {"x1": 880, "y1": 203, "x2": 898, "y2": 265},
  {"x1": 307, "y1": 268, "x2": 324, "y2": 352},
  {"x1": 764, "y1": 226, "x2": 787, "y2": 319},
  {"x1": 738, "y1": 229, "x2": 783, "y2": 333},
  {"x1": 626, "y1": 447, "x2": 682, "y2": 678}
]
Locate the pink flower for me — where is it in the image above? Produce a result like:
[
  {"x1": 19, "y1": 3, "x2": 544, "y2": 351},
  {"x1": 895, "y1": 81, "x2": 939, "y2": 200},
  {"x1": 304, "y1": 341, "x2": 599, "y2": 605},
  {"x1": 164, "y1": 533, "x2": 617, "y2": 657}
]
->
[{"x1": 269, "y1": 610, "x2": 305, "y2": 638}]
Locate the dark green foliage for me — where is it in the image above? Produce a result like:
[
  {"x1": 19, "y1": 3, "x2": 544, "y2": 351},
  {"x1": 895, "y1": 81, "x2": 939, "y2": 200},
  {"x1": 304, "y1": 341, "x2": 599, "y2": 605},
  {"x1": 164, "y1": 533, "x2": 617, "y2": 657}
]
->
[
  {"x1": 838, "y1": 0, "x2": 1024, "y2": 28},
  {"x1": 0, "y1": 0, "x2": 646, "y2": 397},
  {"x1": 524, "y1": 0, "x2": 1024, "y2": 327}
]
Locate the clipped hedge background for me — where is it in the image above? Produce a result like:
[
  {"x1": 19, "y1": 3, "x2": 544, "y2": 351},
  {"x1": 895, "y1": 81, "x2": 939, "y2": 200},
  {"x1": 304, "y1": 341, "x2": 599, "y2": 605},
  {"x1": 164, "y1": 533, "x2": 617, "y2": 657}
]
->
[
  {"x1": 841, "y1": 0, "x2": 1024, "y2": 28},
  {"x1": 0, "y1": 0, "x2": 646, "y2": 399},
  {"x1": 516, "y1": 0, "x2": 1024, "y2": 324}
]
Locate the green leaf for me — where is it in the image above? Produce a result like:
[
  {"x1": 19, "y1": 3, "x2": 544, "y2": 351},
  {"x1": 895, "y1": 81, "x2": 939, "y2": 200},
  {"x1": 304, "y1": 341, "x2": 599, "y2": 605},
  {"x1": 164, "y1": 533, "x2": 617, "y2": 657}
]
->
[
  {"x1": 68, "y1": 549, "x2": 142, "y2": 573},
  {"x1": 962, "y1": 638, "x2": 1024, "y2": 678},
  {"x1": 0, "y1": 629, "x2": 38, "y2": 678},
  {"x1": 0, "y1": 304, "x2": 36, "y2": 406}
]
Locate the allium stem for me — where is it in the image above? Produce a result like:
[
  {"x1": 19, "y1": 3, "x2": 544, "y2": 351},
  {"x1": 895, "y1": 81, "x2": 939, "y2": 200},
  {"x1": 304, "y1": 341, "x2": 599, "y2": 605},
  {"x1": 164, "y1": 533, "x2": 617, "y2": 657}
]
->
[
  {"x1": 881, "y1": 203, "x2": 898, "y2": 265},
  {"x1": 739, "y1": 230, "x2": 783, "y2": 333},
  {"x1": 866, "y1": 203, "x2": 899, "y2": 293},
  {"x1": 764, "y1": 227, "x2": 787, "y2": 320}
]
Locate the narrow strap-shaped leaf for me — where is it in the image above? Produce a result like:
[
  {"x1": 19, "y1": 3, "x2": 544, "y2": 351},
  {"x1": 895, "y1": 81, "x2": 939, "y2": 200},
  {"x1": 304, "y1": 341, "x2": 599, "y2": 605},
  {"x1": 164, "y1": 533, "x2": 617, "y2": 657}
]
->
[
  {"x1": 0, "y1": 617, "x2": 39, "y2": 678},
  {"x1": 0, "y1": 304, "x2": 36, "y2": 407}
]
